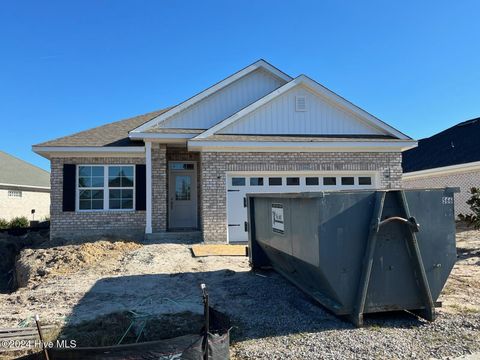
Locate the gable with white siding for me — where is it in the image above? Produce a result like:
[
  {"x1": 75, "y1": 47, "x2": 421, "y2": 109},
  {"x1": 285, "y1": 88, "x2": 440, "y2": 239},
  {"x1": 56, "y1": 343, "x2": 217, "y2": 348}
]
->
[
  {"x1": 157, "y1": 69, "x2": 286, "y2": 130},
  {"x1": 218, "y1": 84, "x2": 388, "y2": 136}
]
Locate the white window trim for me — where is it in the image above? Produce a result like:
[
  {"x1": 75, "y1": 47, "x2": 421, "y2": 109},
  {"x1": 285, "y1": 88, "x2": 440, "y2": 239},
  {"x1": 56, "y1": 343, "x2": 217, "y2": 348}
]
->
[{"x1": 76, "y1": 164, "x2": 136, "y2": 212}]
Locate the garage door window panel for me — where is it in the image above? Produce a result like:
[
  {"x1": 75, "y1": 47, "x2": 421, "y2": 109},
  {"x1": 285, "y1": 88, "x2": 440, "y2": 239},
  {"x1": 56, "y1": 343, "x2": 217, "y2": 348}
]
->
[
  {"x1": 286, "y1": 177, "x2": 300, "y2": 186},
  {"x1": 232, "y1": 177, "x2": 246, "y2": 186},
  {"x1": 306, "y1": 177, "x2": 319, "y2": 186},
  {"x1": 359, "y1": 177, "x2": 372, "y2": 185},
  {"x1": 341, "y1": 177, "x2": 355, "y2": 186},
  {"x1": 269, "y1": 177, "x2": 282, "y2": 186},
  {"x1": 250, "y1": 177, "x2": 264, "y2": 186},
  {"x1": 323, "y1": 177, "x2": 337, "y2": 186}
]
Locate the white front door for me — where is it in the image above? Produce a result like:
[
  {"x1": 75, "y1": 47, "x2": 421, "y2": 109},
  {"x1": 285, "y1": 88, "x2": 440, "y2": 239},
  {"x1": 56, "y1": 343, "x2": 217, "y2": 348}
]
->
[
  {"x1": 226, "y1": 172, "x2": 377, "y2": 243},
  {"x1": 168, "y1": 162, "x2": 197, "y2": 229}
]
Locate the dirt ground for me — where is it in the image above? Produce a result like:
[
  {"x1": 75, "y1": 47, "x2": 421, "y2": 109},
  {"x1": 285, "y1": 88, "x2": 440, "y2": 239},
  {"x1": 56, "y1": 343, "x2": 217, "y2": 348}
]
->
[
  {"x1": 440, "y1": 223, "x2": 480, "y2": 314},
  {"x1": 0, "y1": 223, "x2": 479, "y2": 359}
]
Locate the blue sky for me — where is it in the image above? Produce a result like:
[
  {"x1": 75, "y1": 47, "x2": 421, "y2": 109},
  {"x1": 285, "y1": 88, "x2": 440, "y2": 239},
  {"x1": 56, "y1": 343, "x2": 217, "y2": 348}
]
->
[{"x1": 1, "y1": 1, "x2": 479, "y2": 170}]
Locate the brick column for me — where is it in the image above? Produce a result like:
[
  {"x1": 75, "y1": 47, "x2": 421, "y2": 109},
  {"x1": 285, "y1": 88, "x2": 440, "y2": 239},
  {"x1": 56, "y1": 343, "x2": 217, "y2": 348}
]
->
[{"x1": 152, "y1": 144, "x2": 167, "y2": 232}]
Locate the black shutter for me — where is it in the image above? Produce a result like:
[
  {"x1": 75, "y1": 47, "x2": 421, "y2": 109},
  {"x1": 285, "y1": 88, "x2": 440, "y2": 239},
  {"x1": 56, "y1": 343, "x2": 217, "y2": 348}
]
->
[
  {"x1": 63, "y1": 164, "x2": 76, "y2": 212},
  {"x1": 136, "y1": 164, "x2": 146, "y2": 211}
]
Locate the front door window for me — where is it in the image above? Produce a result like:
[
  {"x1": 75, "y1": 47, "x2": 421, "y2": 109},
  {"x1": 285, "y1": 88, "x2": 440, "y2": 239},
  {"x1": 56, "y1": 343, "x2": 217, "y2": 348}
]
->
[{"x1": 175, "y1": 175, "x2": 191, "y2": 200}]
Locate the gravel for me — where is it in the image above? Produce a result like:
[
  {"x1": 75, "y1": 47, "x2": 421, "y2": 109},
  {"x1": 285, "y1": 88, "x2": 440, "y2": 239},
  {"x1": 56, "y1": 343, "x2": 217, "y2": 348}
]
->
[
  {"x1": 222, "y1": 270, "x2": 480, "y2": 359},
  {"x1": 1, "y1": 225, "x2": 479, "y2": 359}
]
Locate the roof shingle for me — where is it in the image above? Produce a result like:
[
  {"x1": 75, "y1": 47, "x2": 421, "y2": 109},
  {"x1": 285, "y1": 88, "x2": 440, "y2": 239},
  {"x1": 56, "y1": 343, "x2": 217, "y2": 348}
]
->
[
  {"x1": 402, "y1": 117, "x2": 480, "y2": 173},
  {"x1": 35, "y1": 108, "x2": 170, "y2": 147},
  {"x1": 0, "y1": 151, "x2": 50, "y2": 188}
]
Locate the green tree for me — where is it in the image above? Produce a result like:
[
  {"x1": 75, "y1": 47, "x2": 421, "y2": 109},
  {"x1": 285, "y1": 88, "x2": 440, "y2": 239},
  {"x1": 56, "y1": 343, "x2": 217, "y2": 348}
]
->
[{"x1": 458, "y1": 187, "x2": 480, "y2": 229}]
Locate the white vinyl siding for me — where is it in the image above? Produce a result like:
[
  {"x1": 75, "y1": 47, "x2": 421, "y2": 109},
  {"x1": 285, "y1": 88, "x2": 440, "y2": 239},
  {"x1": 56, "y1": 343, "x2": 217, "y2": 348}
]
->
[
  {"x1": 159, "y1": 69, "x2": 286, "y2": 129},
  {"x1": 219, "y1": 85, "x2": 387, "y2": 136}
]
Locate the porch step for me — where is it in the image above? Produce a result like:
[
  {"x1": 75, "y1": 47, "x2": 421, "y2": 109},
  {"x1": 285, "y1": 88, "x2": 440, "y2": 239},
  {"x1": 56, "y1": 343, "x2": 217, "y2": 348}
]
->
[{"x1": 145, "y1": 231, "x2": 202, "y2": 243}]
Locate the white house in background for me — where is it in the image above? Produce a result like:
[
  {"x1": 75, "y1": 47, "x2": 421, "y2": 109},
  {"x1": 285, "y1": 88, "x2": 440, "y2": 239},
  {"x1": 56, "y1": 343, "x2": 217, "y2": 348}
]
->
[
  {"x1": 0, "y1": 151, "x2": 50, "y2": 222},
  {"x1": 403, "y1": 117, "x2": 480, "y2": 217},
  {"x1": 33, "y1": 59, "x2": 416, "y2": 243}
]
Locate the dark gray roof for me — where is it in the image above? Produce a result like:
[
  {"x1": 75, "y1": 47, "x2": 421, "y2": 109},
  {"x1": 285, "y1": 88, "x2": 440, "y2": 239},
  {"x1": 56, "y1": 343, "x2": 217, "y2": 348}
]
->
[
  {"x1": 35, "y1": 108, "x2": 170, "y2": 147},
  {"x1": 0, "y1": 151, "x2": 50, "y2": 188},
  {"x1": 403, "y1": 117, "x2": 480, "y2": 173}
]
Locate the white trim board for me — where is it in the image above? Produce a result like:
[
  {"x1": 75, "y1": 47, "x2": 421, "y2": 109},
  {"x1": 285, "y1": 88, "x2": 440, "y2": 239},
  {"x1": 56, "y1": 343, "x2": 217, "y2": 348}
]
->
[
  {"x1": 128, "y1": 132, "x2": 199, "y2": 143},
  {"x1": 403, "y1": 161, "x2": 480, "y2": 180},
  {"x1": 33, "y1": 146, "x2": 145, "y2": 159},
  {"x1": 188, "y1": 140, "x2": 417, "y2": 152},
  {"x1": 195, "y1": 75, "x2": 411, "y2": 140},
  {"x1": 130, "y1": 60, "x2": 292, "y2": 134}
]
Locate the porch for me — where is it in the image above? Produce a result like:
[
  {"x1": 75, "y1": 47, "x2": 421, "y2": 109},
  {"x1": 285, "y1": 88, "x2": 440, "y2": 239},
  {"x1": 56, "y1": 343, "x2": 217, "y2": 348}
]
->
[{"x1": 145, "y1": 143, "x2": 201, "y2": 235}]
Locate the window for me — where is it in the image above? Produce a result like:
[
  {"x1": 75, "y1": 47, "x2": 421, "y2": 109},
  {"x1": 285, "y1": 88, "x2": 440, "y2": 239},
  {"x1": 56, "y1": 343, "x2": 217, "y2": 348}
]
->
[
  {"x1": 77, "y1": 165, "x2": 134, "y2": 211},
  {"x1": 359, "y1": 177, "x2": 372, "y2": 185},
  {"x1": 269, "y1": 177, "x2": 282, "y2": 186},
  {"x1": 8, "y1": 190, "x2": 22, "y2": 198},
  {"x1": 170, "y1": 163, "x2": 194, "y2": 170},
  {"x1": 175, "y1": 175, "x2": 191, "y2": 200},
  {"x1": 306, "y1": 177, "x2": 319, "y2": 186},
  {"x1": 323, "y1": 177, "x2": 337, "y2": 186},
  {"x1": 286, "y1": 177, "x2": 300, "y2": 186},
  {"x1": 341, "y1": 177, "x2": 355, "y2": 186},
  {"x1": 250, "y1": 177, "x2": 264, "y2": 186},
  {"x1": 78, "y1": 166, "x2": 104, "y2": 210},
  {"x1": 232, "y1": 177, "x2": 245, "y2": 186},
  {"x1": 108, "y1": 166, "x2": 134, "y2": 209}
]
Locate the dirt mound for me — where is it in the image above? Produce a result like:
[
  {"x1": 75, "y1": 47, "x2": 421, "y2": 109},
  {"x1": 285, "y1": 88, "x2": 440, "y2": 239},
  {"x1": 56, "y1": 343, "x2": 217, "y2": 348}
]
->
[
  {"x1": 15, "y1": 240, "x2": 142, "y2": 288},
  {"x1": 0, "y1": 231, "x2": 48, "y2": 292}
]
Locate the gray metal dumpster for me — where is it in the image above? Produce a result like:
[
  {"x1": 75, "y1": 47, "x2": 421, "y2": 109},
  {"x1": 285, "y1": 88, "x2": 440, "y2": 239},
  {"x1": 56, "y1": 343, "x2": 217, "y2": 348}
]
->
[{"x1": 247, "y1": 188, "x2": 458, "y2": 326}]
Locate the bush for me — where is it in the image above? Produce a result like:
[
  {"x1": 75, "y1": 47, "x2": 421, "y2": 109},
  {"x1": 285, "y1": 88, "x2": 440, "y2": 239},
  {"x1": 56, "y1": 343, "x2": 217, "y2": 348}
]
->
[
  {"x1": 458, "y1": 187, "x2": 480, "y2": 229},
  {"x1": 9, "y1": 216, "x2": 30, "y2": 229},
  {"x1": 0, "y1": 218, "x2": 8, "y2": 230}
]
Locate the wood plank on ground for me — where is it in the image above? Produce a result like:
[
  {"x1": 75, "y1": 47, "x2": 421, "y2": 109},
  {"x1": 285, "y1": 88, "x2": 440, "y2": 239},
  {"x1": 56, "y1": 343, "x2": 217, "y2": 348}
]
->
[{"x1": 191, "y1": 244, "x2": 248, "y2": 257}]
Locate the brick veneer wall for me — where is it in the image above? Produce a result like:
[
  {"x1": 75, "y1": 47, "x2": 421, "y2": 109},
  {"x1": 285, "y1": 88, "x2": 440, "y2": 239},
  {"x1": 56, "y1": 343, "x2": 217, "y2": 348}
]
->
[
  {"x1": 200, "y1": 152, "x2": 402, "y2": 243},
  {"x1": 50, "y1": 156, "x2": 149, "y2": 240},
  {"x1": 403, "y1": 169, "x2": 480, "y2": 216},
  {"x1": 152, "y1": 144, "x2": 167, "y2": 232}
]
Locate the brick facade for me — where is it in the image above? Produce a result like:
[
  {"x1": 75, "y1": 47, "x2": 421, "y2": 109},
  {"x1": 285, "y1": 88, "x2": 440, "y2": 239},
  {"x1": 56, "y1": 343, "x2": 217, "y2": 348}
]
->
[
  {"x1": 50, "y1": 156, "x2": 148, "y2": 240},
  {"x1": 50, "y1": 150, "x2": 402, "y2": 242},
  {"x1": 200, "y1": 151, "x2": 403, "y2": 243},
  {"x1": 152, "y1": 144, "x2": 167, "y2": 232},
  {"x1": 403, "y1": 169, "x2": 480, "y2": 217}
]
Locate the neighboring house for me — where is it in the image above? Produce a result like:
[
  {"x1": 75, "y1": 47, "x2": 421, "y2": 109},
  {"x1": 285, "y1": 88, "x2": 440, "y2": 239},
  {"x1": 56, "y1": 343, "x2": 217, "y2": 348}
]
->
[
  {"x1": 0, "y1": 151, "x2": 50, "y2": 222},
  {"x1": 33, "y1": 60, "x2": 416, "y2": 243},
  {"x1": 403, "y1": 117, "x2": 480, "y2": 217}
]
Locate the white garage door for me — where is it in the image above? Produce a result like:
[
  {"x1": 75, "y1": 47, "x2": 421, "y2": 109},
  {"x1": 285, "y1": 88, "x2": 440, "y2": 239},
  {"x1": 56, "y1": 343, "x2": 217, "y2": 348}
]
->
[{"x1": 226, "y1": 172, "x2": 377, "y2": 243}]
